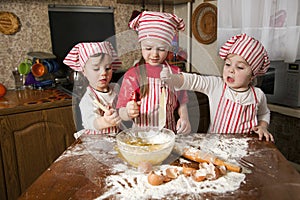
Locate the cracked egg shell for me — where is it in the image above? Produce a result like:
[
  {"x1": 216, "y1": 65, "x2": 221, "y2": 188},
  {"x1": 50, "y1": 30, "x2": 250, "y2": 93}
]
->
[
  {"x1": 182, "y1": 164, "x2": 197, "y2": 176},
  {"x1": 206, "y1": 165, "x2": 221, "y2": 180},
  {"x1": 218, "y1": 165, "x2": 227, "y2": 175},
  {"x1": 191, "y1": 169, "x2": 206, "y2": 182},
  {"x1": 166, "y1": 168, "x2": 179, "y2": 179},
  {"x1": 148, "y1": 171, "x2": 165, "y2": 186}
]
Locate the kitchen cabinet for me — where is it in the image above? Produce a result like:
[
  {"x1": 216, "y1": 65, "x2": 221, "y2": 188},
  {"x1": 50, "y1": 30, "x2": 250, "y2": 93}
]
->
[
  {"x1": 0, "y1": 89, "x2": 76, "y2": 200},
  {"x1": 268, "y1": 110, "x2": 300, "y2": 165}
]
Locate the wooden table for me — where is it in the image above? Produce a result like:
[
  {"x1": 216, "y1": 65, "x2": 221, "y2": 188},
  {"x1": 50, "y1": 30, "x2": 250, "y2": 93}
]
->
[{"x1": 18, "y1": 133, "x2": 300, "y2": 200}]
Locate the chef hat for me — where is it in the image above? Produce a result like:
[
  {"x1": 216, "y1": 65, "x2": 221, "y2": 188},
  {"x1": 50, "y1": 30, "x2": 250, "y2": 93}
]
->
[
  {"x1": 129, "y1": 11, "x2": 185, "y2": 45},
  {"x1": 219, "y1": 33, "x2": 270, "y2": 77},
  {"x1": 63, "y1": 41, "x2": 122, "y2": 72}
]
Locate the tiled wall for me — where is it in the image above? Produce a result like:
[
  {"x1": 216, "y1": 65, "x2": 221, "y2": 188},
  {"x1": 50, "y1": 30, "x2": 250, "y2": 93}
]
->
[{"x1": 0, "y1": 0, "x2": 172, "y2": 89}]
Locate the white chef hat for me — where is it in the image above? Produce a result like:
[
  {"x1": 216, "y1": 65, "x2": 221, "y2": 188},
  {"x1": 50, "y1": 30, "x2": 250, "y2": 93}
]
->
[
  {"x1": 129, "y1": 11, "x2": 185, "y2": 45},
  {"x1": 219, "y1": 33, "x2": 270, "y2": 77},
  {"x1": 63, "y1": 41, "x2": 121, "y2": 71}
]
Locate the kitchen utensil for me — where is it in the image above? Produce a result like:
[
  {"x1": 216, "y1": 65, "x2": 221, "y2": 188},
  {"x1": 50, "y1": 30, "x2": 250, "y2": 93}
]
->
[
  {"x1": 89, "y1": 92, "x2": 128, "y2": 131},
  {"x1": 18, "y1": 59, "x2": 32, "y2": 75},
  {"x1": 27, "y1": 51, "x2": 56, "y2": 60},
  {"x1": 182, "y1": 147, "x2": 242, "y2": 173},
  {"x1": 12, "y1": 69, "x2": 24, "y2": 90},
  {"x1": 42, "y1": 59, "x2": 59, "y2": 73},
  {"x1": 158, "y1": 84, "x2": 166, "y2": 130},
  {"x1": 159, "y1": 65, "x2": 167, "y2": 130},
  {"x1": 238, "y1": 158, "x2": 276, "y2": 178},
  {"x1": 89, "y1": 92, "x2": 109, "y2": 113},
  {"x1": 31, "y1": 59, "x2": 48, "y2": 77}
]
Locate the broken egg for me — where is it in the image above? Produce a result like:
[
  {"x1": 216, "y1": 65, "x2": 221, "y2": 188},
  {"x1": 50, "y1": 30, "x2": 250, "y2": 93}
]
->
[
  {"x1": 165, "y1": 167, "x2": 179, "y2": 179},
  {"x1": 148, "y1": 171, "x2": 165, "y2": 186},
  {"x1": 182, "y1": 164, "x2": 197, "y2": 176},
  {"x1": 191, "y1": 169, "x2": 206, "y2": 182}
]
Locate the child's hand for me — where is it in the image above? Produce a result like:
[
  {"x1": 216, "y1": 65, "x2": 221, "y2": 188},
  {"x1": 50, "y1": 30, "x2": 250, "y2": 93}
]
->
[
  {"x1": 160, "y1": 65, "x2": 172, "y2": 81},
  {"x1": 176, "y1": 118, "x2": 191, "y2": 134},
  {"x1": 126, "y1": 100, "x2": 141, "y2": 119},
  {"x1": 160, "y1": 67, "x2": 184, "y2": 88},
  {"x1": 252, "y1": 126, "x2": 274, "y2": 142},
  {"x1": 103, "y1": 109, "x2": 122, "y2": 126}
]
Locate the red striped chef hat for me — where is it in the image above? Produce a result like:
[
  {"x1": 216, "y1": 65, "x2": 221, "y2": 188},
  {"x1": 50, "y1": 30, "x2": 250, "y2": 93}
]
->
[
  {"x1": 63, "y1": 41, "x2": 122, "y2": 71},
  {"x1": 219, "y1": 33, "x2": 270, "y2": 77},
  {"x1": 129, "y1": 11, "x2": 185, "y2": 45}
]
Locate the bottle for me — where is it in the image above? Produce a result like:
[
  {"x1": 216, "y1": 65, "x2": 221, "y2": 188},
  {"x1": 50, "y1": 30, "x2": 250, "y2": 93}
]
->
[{"x1": 12, "y1": 68, "x2": 24, "y2": 90}]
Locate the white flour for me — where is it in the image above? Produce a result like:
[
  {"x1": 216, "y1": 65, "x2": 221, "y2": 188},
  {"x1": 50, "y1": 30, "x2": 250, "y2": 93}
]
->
[{"x1": 95, "y1": 134, "x2": 250, "y2": 200}]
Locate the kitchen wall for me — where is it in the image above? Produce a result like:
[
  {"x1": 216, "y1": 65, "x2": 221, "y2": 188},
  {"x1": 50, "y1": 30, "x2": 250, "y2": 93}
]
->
[
  {"x1": 0, "y1": 0, "x2": 172, "y2": 89},
  {"x1": 174, "y1": 0, "x2": 223, "y2": 76}
]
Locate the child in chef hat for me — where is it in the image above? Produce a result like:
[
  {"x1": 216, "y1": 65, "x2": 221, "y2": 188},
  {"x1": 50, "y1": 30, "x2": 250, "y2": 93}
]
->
[
  {"x1": 116, "y1": 11, "x2": 191, "y2": 134},
  {"x1": 161, "y1": 33, "x2": 274, "y2": 142},
  {"x1": 63, "y1": 41, "x2": 122, "y2": 137}
]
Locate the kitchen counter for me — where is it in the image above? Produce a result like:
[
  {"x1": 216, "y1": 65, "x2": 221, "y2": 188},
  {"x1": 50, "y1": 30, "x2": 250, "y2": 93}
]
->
[
  {"x1": 268, "y1": 103, "x2": 300, "y2": 118},
  {"x1": 18, "y1": 133, "x2": 300, "y2": 200},
  {"x1": 0, "y1": 88, "x2": 72, "y2": 115}
]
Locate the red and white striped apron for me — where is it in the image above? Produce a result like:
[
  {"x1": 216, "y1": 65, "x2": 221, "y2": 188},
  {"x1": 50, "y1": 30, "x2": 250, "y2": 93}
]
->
[
  {"x1": 88, "y1": 86, "x2": 119, "y2": 134},
  {"x1": 134, "y1": 77, "x2": 178, "y2": 132},
  {"x1": 210, "y1": 84, "x2": 258, "y2": 134}
]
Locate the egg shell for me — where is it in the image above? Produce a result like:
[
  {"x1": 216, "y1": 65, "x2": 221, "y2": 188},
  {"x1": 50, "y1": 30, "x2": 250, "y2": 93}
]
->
[
  {"x1": 148, "y1": 171, "x2": 165, "y2": 186},
  {"x1": 165, "y1": 167, "x2": 179, "y2": 179},
  {"x1": 182, "y1": 164, "x2": 197, "y2": 176}
]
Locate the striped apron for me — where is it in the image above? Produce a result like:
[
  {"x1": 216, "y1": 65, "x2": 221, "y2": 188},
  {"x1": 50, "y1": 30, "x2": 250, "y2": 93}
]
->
[
  {"x1": 88, "y1": 86, "x2": 119, "y2": 134},
  {"x1": 134, "y1": 77, "x2": 178, "y2": 132},
  {"x1": 210, "y1": 84, "x2": 258, "y2": 134}
]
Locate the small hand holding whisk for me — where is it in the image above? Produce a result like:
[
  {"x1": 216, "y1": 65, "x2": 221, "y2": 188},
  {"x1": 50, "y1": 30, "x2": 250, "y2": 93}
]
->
[{"x1": 126, "y1": 90, "x2": 140, "y2": 119}]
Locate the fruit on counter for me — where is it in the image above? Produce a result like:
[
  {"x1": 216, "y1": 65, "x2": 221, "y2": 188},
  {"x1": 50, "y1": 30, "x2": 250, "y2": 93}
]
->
[{"x1": 0, "y1": 83, "x2": 7, "y2": 97}]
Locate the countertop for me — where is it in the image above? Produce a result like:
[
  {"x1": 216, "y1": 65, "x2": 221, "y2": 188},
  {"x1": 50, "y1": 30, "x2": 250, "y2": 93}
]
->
[
  {"x1": 18, "y1": 133, "x2": 300, "y2": 200},
  {"x1": 268, "y1": 103, "x2": 300, "y2": 118},
  {"x1": 0, "y1": 88, "x2": 72, "y2": 115}
]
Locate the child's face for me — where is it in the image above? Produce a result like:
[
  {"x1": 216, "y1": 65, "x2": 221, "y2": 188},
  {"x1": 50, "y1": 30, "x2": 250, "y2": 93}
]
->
[
  {"x1": 141, "y1": 39, "x2": 170, "y2": 66},
  {"x1": 83, "y1": 54, "x2": 113, "y2": 92},
  {"x1": 223, "y1": 54, "x2": 253, "y2": 91}
]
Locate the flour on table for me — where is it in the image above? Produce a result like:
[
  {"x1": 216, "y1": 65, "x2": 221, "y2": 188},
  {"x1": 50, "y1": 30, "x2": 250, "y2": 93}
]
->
[{"x1": 95, "y1": 134, "x2": 250, "y2": 200}]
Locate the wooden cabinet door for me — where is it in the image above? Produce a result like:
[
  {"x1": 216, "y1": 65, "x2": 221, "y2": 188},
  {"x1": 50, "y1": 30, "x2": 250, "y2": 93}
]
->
[
  {"x1": 1, "y1": 105, "x2": 75, "y2": 199},
  {"x1": 0, "y1": 128, "x2": 8, "y2": 200}
]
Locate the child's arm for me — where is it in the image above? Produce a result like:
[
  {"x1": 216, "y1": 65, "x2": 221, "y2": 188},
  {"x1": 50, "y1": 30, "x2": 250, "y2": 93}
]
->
[
  {"x1": 160, "y1": 67, "x2": 184, "y2": 88},
  {"x1": 93, "y1": 109, "x2": 121, "y2": 130},
  {"x1": 176, "y1": 103, "x2": 191, "y2": 134},
  {"x1": 252, "y1": 120, "x2": 274, "y2": 142}
]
